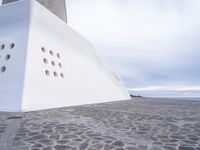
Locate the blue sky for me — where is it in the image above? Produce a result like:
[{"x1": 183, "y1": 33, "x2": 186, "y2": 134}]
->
[{"x1": 67, "y1": 0, "x2": 200, "y2": 97}]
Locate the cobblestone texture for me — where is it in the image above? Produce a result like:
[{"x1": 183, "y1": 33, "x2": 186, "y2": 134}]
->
[{"x1": 0, "y1": 98, "x2": 200, "y2": 150}]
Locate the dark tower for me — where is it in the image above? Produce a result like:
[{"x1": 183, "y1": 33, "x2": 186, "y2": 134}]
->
[{"x1": 2, "y1": 0, "x2": 67, "y2": 23}]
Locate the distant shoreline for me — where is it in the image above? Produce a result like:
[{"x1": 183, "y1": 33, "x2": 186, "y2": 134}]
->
[{"x1": 133, "y1": 97, "x2": 200, "y2": 102}]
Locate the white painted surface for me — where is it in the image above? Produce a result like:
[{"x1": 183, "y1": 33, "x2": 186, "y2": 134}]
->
[
  {"x1": 0, "y1": 0, "x2": 29, "y2": 111},
  {"x1": 0, "y1": 0, "x2": 130, "y2": 112}
]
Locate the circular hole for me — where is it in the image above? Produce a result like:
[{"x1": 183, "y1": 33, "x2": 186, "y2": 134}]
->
[
  {"x1": 1, "y1": 44, "x2": 5, "y2": 50},
  {"x1": 45, "y1": 70, "x2": 50, "y2": 76},
  {"x1": 41, "y1": 47, "x2": 46, "y2": 52},
  {"x1": 53, "y1": 71, "x2": 58, "y2": 77},
  {"x1": 58, "y1": 63, "x2": 62, "y2": 68},
  {"x1": 5, "y1": 54, "x2": 11, "y2": 60},
  {"x1": 10, "y1": 43, "x2": 15, "y2": 49},
  {"x1": 57, "y1": 53, "x2": 61, "y2": 58},
  {"x1": 51, "y1": 61, "x2": 56, "y2": 66},
  {"x1": 60, "y1": 73, "x2": 64, "y2": 78},
  {"x1": 1, "y1": 66, "x2": 6, "y2": 73},
  {"x1": 49, "y1": 50, "x2": 54, "y2": 55},
  {"x1": 43, "y1": 58, "x2": 48, "y2": 64}
]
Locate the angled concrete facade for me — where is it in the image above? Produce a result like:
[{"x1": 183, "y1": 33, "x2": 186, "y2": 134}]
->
[{"x1": 0, "y1": 0, "x2": 130, "y2": 112}]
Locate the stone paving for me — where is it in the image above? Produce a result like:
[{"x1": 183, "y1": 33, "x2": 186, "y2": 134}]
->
[{"x1": 0, "y1": 98, "x2": 200, "y2": 150}]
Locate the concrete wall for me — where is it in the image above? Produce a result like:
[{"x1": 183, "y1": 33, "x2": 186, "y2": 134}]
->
[
  {"x1": 0, "y1": 0, "x2": 130, "y2": 112},
  {"x1": 0, "y1": 0, "x2": 30, "y2": 111},
  {"x1": 2, "y1": 0, "x2": 67, "y2": 23},
  {"x1": 22, "y1": 0, "x2": 130, "y2": 111}
]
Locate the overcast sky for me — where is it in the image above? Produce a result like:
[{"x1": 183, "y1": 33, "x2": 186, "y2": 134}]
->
[{"x1": 67, "y1": 0, "x2": 200, "y2": 97}]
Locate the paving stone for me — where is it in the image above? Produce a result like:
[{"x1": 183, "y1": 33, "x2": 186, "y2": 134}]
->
[
  {"x1": 70, "y1": 148, "x2": 78, "y2": 150},
  {"x1": 38, "y1": 139, "x2": 54, "y2": 146},
  {"x1": 115, "y1": 148, "x2": 126, "y2": 150},
  {"x1": 112, "y1": 140, "x2": 125, "y2": 147},
  {"x1": 56, "y1": 139, "x2": 70, "y2": 144},
  {"x1": 53, "y1": 145, "x2": 72, "y2": 150},
  {"x1": 62, "y1": 134, "x2": 78, "y2": 139},
  {"x1": 24, "y1": 134, "x2": 47, "y2": 141},
  {"x1": 73, "y1": 138, "x2": 83, "y2": 142},
  {"x1": 28, "y1": 132, "x2": 40, "y2": 136},
  {"x1": 11, "y1": 146, "x2": 29, "y2": 150},
  {"x1": 178, "y1": 146, "x2": 196, "y2": 150},
  {"x1": 138, "y1": 145, "x2": 148, "y2": 150},
  {"x1": 49, "y1": 134, "x2": 60, "y2": 140},
  {"x1": 149, "y1": 145, "x2": 163, "y2": 150},
  {"x1": 150, "y1": 136, "x2": 158, "y2": 141},
  {"x1": 79, "y1": 141, "x2": 89, "y2": 150},
  {"x1": 170, "y1": 135, "x2": 186, "y2": 140},
  {"x1": 104, "y1": 139, "x2": 113, "y2": 143},
  {"x1": 12, "y1": 141, "x2": 27, "y2": 147},
  {"x1": 42, "y1": 146, "x2": 52, "y2": 150},
  {"x1": 68, "y1": 141, "x2": 80, "y2": 147},
  {"x1": 162, "y1": 146, "x2": 176, "y2": 150},
  {"x1": 183, "y1": 140, "x2": 198, "y2": 144},
  {"x1": 32, "y1": 143, "x2": 45, "y2": 148},
  {"x1": 125, "y1": 147, "x2": 140, "y2": 150},
  {"x1": 31, "y1": 148, "x2": 40, "y2": 150},
  {"x1": 90, "y1": 143, "x2": 104, "y2": 149},
  {"x1": 103, "y1": 135, "x2": 116, "y2": 140}
]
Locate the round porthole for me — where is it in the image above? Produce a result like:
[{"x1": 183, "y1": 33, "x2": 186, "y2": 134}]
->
[
  {"x1": 58, "y1": 63, "x2": 62, "y2": 68},
  {"x1": 41, "y1": 47, "x2": 46, "y2": 53},
  {"x1": 57, "y1": 53, "x2": 61, "y2": 58},
  {"x1": 49, "y1": 50, "x2": 54, "y2": 55},
  {"x1": 53, "y1": 71, "x2": 58, "y2": 77},
  {"x1": 10, "y1": 43, "x2": 15, "y2": 49},
  {"x1": 43, "y1": 58, "x2": 48, "y2": 64},
  {"x1": 1, "y1": 66, "x2": 6, "y2": 73},
  {"x1": 5, "y1": 54, "x2": 11, "y2": 60},
  {"x1": 60, "y1": 73, "x2": 64, "y2": 78},
  {"x1": 51, "y1": 61, "x2": 56, "y2": 66},
  {"x1": 45, "y1": 70, "x2": 50, "y2": 76},
  {"x1": 1, "y1": 44, "x2": 5, "y2": 50}
]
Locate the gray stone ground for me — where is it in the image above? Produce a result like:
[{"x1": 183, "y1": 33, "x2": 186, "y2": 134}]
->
[{"x1": 0, "y1": 98, "x2": 200, "y2": 150}]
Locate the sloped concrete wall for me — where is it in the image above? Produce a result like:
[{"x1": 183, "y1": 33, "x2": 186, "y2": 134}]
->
[
  {"x1": 0, "y1": 0, "x2": 130, "y2": 112},
  {"x1": 21, "y1": 0, "x2": 130, "y2": 111}
]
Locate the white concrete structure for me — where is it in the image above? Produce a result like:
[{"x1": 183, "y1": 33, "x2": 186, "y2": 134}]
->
[{"x1": 0, "y1": 0, "x2": 130, "y2": 112}]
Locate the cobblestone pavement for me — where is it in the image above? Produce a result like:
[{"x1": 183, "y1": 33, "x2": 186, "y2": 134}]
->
[{"x1": 0, "y1": 98, "x2": 200, "y2": 150}]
